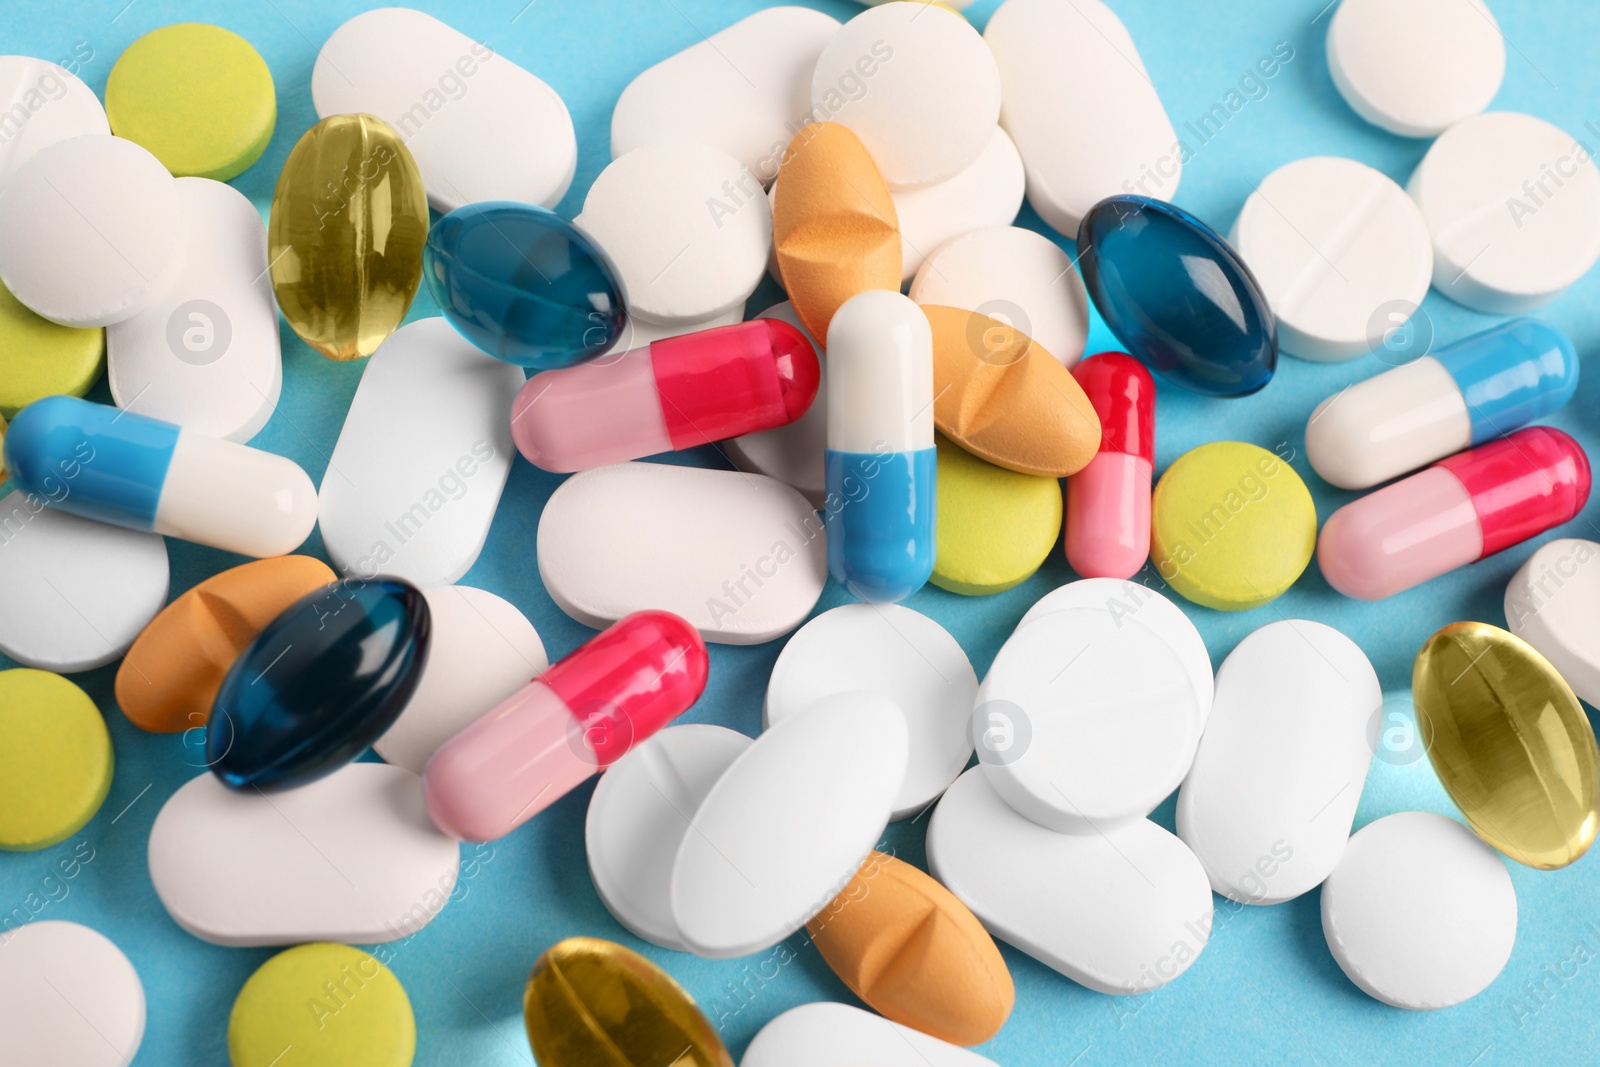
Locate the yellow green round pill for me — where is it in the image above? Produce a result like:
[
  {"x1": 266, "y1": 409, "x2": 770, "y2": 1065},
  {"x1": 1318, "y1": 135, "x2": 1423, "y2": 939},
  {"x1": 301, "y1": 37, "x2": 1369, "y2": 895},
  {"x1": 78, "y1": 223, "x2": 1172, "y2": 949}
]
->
[
  {"x1": 228, "y1": 943, "x2": 415, "y2": 1067},
  {"x1": 932, "y1": 435, "x2": 1062, "y2": 596},
  {"x1": 0, "y1": 669, "x2": 113, "y2": 851},
  {"x1": 0, "y1": 278, "x2": 104, "y2": 418}
]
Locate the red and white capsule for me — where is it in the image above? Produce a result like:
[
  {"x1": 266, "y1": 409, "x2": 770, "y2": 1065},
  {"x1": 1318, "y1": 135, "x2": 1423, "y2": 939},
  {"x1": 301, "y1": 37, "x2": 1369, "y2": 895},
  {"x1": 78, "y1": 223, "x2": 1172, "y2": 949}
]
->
[{"x1": 1065, "y1": 352, "x2": 1156, "y2": 579}]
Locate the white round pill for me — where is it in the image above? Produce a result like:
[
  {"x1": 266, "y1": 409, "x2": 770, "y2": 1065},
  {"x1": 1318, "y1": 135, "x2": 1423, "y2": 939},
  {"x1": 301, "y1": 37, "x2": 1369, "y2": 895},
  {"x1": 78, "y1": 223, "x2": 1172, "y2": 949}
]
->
[
  {"x1": 1322, "y1": 811, "x2": 1516, "y2": 1009},
  {"x1": 0, "y1": 921, "x2": 145, "y2": 1067},
  {"x1": 1327, "y1": 0, "x2": 1505, "y2": 138},
  {"x1": 724, "y1": 302, "x2": 827, "y2": 507},
  {"x1": 910, "y1": 225, "x2": 1090, "y2": 367},
  {"x1": 1408, "y1": 112, "x2": 1600, "y2": 313},
  {"x1": 811, "y1": 2, "x2": 1001, "y2": 189},
  {"x1": 0, "y1": 57, "x2": 110, "y2": 185},
  {"x1": 893, "y1": 127, "x2": 1025, "y2": 283},
  {"x1": 1505, "y1": 538, "x2": 1600, "y2": 708},
  {"x1": 0, "y1": 134, "x2": 182, "y2": 327},
  {"x1": 1233, "y1": 156, "x2": 1433, "y2": 362}
]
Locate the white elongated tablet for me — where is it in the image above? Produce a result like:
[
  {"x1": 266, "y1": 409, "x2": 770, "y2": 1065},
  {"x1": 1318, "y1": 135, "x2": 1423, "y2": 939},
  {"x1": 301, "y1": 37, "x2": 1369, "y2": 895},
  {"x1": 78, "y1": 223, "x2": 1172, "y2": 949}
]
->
[
  {"x1": 743, "y1": 1002, "x2": 998, "y2": 1067},
  {"x1": 312, "y1": 8, "x2": 576, "y2": 212},
  {"x1": 928, "y1": 768, "x2": 1212, "y2": 994},
  {"x1": 373, "y1": 585, "x2": 546, "y2": 774},
  {"x1": 910, "y1": 225, "x2": 1090, "y2": 367},
  {"x1": 318, "y1": 317, "x2": 523, "y2": 589},
  {"x1": 765, "y1": 603, "x2": 977, "y2": 819},
  {"x1": 1409, "y1": 112, "x2": 1600, "y2": 313},
  {"x1": 585, "y1": 724, "x2": 753, "y2": 951},
  {"x1": 724, "y1": 302, "x2": 827, "y2": 507},
  {"x1": 1327, "y1": 0, "x2": 1505, "y2": 138},
  {"x1": 669, "y1": 692, "x2": 908, "y2": 958},
  {"x1": 537, "y1": 462, "x2": 827, "y2": 644},
  {"x1": 812, "y1": 2, "x2": 1000, "y2": 190},
  {"x1": 1505, "y1": 539, "x2": 1600, "y2": 707},
  {"x1": 107, "y1": 177, "x2": 281, "y2": 442},
  {"x1": 1232, "y1": 157, "x2": 1433, "y2": 362},
  {"x1": 977, "y1": 605, "x2": 1202, "y2": 832},
  {"x1": 148, "y1": 764, "x2": 461, "y2": 947},
  {"x1": 1322, "y1": 811, "x2": 1516, "y2": 1009},
  {"x1": 893, "y1": 127, "x2": 1025, "y2": 283},
  {"x1": 0, "y1": 491, "x2": 169, "y2": 672},
  {"x1": 0, "y1": 921, "x2": 145, "y2": 1067},
  {"x1": 0, "y1": 57, "x2": 110, "y2": 184},
  {"x1": 610, "y1": 7, "x2": 840, "y2": 183},
  {"x1": 0, "y1": 134, "x2": 181, "y2": 327},
  {"x1": 986, "y1": 0, "x2": 1180, "y2": 237},
  {"x1": 1177, "y1": 619, "x2": 1380, "y2": 904},
  {"x1": 577, "y1": 143, "x2": 771, "y2": 325}
]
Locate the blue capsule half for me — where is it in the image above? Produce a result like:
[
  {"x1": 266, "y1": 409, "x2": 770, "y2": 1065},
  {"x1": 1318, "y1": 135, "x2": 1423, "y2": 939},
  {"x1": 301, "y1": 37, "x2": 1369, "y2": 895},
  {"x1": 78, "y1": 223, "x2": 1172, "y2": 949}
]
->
[
  {"x1": 825, "y1": 449, "x2": 937, "y2": 604},
  {"x1": 1440, "y1": 318, "x2": 1580, "y2": 444}
]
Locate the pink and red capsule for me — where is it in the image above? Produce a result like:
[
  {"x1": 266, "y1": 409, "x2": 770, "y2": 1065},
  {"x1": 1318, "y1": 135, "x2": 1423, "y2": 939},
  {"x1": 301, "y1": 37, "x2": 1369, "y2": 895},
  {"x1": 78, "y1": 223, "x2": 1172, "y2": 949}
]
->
[{"x1": 1065, "y1": 352, "x2": 1155, "y2": 580}]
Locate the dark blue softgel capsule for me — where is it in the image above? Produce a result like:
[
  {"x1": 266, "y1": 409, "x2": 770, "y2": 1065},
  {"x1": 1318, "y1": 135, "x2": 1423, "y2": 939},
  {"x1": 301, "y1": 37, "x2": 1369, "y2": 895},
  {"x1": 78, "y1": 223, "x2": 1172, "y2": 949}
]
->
[
  {"x1": 1078, "y1": 196, "x2": 1278, "y2": 398},
  {"x1": 425, "y1": 201, "x2": 628, "y2": 370},
  {"x1": 206, "y1": 578, "x2": 431, "y2": 791}
]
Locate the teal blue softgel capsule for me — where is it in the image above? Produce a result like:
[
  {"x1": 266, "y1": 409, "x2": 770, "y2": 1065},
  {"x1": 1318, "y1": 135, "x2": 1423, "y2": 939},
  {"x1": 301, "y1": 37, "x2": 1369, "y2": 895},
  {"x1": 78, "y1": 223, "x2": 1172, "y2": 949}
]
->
[
  {"x1": 1078, "y1": 196, "x2": 1278, "y2": 398},
  {"x1": 424, "y1": 201, "x2": 628, "y2": 369},
  {"x1": 206, "y1": 578, "x2": 431, "y2": 791}
]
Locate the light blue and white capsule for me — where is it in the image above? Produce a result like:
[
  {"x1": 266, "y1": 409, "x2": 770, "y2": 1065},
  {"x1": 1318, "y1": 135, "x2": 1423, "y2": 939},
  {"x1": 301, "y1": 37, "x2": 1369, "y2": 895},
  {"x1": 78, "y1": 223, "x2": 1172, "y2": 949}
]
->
[
  {"x1": 824, "y1": 290, "x2": 936, "y2": 604},
  {"x1": 3, "y1": 396, "x2": 317, "y2": 557},
  {"x1": 1306, "y1": 318, "x2": 1580, "y2": 490}
]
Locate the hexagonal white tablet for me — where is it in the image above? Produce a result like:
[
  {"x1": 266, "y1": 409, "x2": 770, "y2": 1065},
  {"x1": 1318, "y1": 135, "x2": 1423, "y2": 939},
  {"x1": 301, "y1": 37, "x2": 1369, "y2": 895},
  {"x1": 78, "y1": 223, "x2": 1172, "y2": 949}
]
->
[
  {"x1": 743, "y1": 1002, "x2": 998, "y2": 1067},
  {"x1": 0, "y1": 921, "x2": 145, "y2": 1067},
  {"x1": 0, "y1": 57, "x2": 109, "y2": 185},
  {"x1": 724, "y1": 302, "x2": 827, "y2": 507},
  {"x1": 766, "y1": 602, "x2": 976, "y2": 819},
  {"x1": 893, "y1": 128, "x2": 1025, "y2": 283},
  {"x1": 1409, "y1": 112, "x2": 1600, "y2": 313},
  {"x1": 1322, "y1": 811, "x2": 1516, "y2": 1009},
  {"x1": 1232, "y1": 157, "x2": 1433, "y2": 363},
  {"x1": 1505, "y1": 538, "x2": 1600, "y2": 707},
  {"x1": 1327, "y1": 0, "x2": 1505, "y2": 138},
  {"x1": 811, "y1": 2, "x2": 1000, "y2": 189}
]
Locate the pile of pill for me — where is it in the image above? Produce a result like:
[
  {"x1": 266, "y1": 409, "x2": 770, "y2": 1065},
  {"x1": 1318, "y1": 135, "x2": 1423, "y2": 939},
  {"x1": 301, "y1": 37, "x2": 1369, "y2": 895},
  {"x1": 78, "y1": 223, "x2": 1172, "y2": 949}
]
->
[{"x1": 2, "y1": 1, "x2": 1599, "y2": 1063}]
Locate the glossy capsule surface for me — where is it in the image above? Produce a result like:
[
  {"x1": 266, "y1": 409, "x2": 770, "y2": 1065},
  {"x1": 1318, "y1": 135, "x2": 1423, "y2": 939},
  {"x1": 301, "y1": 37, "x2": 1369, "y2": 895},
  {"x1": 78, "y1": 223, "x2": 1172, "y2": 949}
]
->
[
  {"x1": 268, "y1": 113, "x2": 428, "y2": 361},
  {"x1": 1065, "y1": 352, "x2": 1155, "y2": 579},
  {"x1": 1414, "y1": 621, "x2": 1600, "y2": 869}
]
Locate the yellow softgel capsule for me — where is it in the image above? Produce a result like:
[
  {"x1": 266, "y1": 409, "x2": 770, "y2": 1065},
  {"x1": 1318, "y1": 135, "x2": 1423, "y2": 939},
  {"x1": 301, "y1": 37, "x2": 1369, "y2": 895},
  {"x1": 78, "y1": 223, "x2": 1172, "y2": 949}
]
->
[
  {"x1": 268, "y1": 114, "x2": 427, "y2": 361},
  {"x1": 228, "y1": 943, "x2": 414, "y2": 1067},
  {"x1": 932, "y1": 435, "x2": 1061, "y2": 595},
  {"x1": 524, "y1": 937, "x2": 731, "y2": 1067},
  {"x1": 105, "y1": 23, "x2": 276, "y2": 181},
  {"x1": 0, "y1": 277, "x2": 104, "y2": 417},
  {"x1": 1150, "y1": 441, "x2": 1315, "y2": 610},
  {"x1": 0, "y1": 669, "x2": 113, "y2": 851},
  {"x1": 1414, "y1": 621, "x2": 1600, "y2": 869}
]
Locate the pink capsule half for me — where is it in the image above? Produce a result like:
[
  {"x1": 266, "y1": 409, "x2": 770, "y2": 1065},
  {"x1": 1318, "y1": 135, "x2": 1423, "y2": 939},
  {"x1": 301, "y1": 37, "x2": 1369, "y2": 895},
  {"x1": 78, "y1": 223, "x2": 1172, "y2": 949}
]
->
[{"x1": 1065, "y1": 353, "x2": 1156, "y2": 579}]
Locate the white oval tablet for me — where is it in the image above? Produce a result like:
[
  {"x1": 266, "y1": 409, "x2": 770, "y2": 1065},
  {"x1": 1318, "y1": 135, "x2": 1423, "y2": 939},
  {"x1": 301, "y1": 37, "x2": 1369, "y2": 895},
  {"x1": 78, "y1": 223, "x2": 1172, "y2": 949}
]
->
[
  {"x1": 928, "y1": 767, "x2": 1212, "y2": 994},
  {"x1": 669, "y1": 692, "x2": 908, "y2": 958},
  {"x1": 893, "y1": 127, "x2": 1025, "y2": 282},
  {"x1": 0, "y1": 921, "x2": 145, "y2": 1067},
  {"x1": 724, "y1": 302, "x2": 827, "y2": 507},
  {"x1": 1409, "y1": 111, "x2": 1600, "y2": 313},
  {"x1": 611, "y1": 7, "x2": 840, "y2": 184},
  {"x1": 986, "y1": 0, "x2": 1180, "y2": 238},
  {"x1": 578, "y1": 143, "x2": 771, "y2": 326},
  {"x1": 910, "y1": 225, "x2": 1090, "y2": 367},
  {"x1": 1177, "y1": 619, "x2": 1380, "y2": 905},
  {"x1": 1322, "y1": 811, "x2": 1516, "y2": 1009},
  {"x1": 743, "y1": 1002, "x2": 998, "y2": 1067},
  {"x1": 312, "y1": 8, "x2": 576, "y2": 212},
  {"x1": 0, "y1": 490, "x2": 169, "y2": 672},
  {"x1": 318, "y1": 317, "x2": 523, "y2": 589},
  {"x1": 765, "y1": 602, "x2": 976, "y2": 820},
  {"x1": 976, "y1": 605, "x2": 1202, "y2": 832},
  {"x1": 585, "y1": 723, "x2": 753, "y2": 951},
  {"x1": 0, "y1": 134, "x2": 181, "y2": 327},
  {"x1": 374, "y1": 585, "x2": 546, "y2": 774},
  {"x1": 0, "y1": 57, "x2": 110, "y2": 185},
  {"x1": 1505, "y1": 538, "x2": 1600, "y2": 707},
  {"x1": 537, "y1": 462, "x2": 827, "y2": 645},
  {"x1": 107, "y1": 177, "x2": 281, "y2": 441},
  {"x1": 812, "y1": 2, "x2": 1000, "y2": 190},
  {"x1": 148, "y1": 764, "x2": 461, "y2": 947},
  {"x1": 1232, "y1": 156, "x2": 1433, "y2": 363},
  {"x1": 1327, "y1": 0, "x2": 1505, "y2": 138}
]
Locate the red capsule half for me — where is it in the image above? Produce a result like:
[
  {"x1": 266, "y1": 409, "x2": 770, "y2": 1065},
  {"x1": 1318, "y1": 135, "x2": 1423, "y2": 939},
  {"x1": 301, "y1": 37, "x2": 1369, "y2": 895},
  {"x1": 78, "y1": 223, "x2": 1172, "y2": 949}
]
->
[{"x1": 1065, "y1": 352, "x2": 1156, "y2": 579}]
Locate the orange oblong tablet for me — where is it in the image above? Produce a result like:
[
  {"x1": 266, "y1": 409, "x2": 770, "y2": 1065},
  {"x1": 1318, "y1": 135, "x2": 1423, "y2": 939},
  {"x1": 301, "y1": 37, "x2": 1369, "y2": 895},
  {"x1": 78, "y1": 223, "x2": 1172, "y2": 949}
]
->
[
  {"x1": 773, "y1": 122, "x2": 901, "y2": 347},
  {"x1": 115, "y1": 555, "x2": 336, "y2": 733},
  {"x1": 805, "y1": 850, "x2": 1013, "y2": 1046},
  {"x1": 923, "y1": 304, "x2": 1101, "y2": 477}
]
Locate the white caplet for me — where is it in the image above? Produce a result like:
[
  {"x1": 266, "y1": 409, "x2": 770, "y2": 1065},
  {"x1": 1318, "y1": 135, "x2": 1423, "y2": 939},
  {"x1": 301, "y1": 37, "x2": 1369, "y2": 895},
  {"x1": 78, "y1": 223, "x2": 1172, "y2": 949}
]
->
[{"x1": 742, "y1": 1002, "x2": 998, "y2": 1067}]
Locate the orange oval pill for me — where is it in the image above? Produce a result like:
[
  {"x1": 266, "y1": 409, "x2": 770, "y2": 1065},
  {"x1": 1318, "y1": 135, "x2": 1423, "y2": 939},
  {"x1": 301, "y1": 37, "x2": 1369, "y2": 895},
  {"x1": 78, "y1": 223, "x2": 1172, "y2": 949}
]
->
[
  {"x1": 115, "y1": 556, "x2": 336, "y2": 733},
  {"x1": 773, "y1": 122, "x2": 901, "y2": 347},
  {"x1": 805, "y1": 850, "x2": 1013, "y2": 1046},
  {"x1": 923, "y1": 304, "x2": 1101, "y2": 477}
]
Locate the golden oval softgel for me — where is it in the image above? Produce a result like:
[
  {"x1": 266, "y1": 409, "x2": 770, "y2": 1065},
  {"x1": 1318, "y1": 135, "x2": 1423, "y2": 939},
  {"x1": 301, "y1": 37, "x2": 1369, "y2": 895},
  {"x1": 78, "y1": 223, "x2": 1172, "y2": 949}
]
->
[
  {"x1": 523, "y1": 937, "x2": 731, "y2": 1067},
  {"x1": 268, "y1": 113, "x2": 427, "y2": 360},
  {"x1": 1414, "y1": 621, "x2": 1600, "y2": 869}
]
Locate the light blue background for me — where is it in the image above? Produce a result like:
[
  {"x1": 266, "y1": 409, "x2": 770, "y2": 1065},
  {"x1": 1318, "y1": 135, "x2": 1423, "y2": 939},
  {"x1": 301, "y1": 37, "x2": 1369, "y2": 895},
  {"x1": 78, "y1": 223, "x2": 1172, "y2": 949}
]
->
[{"x1": 4, "y1": 0, "x2": 1600, "y2": 1063}]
